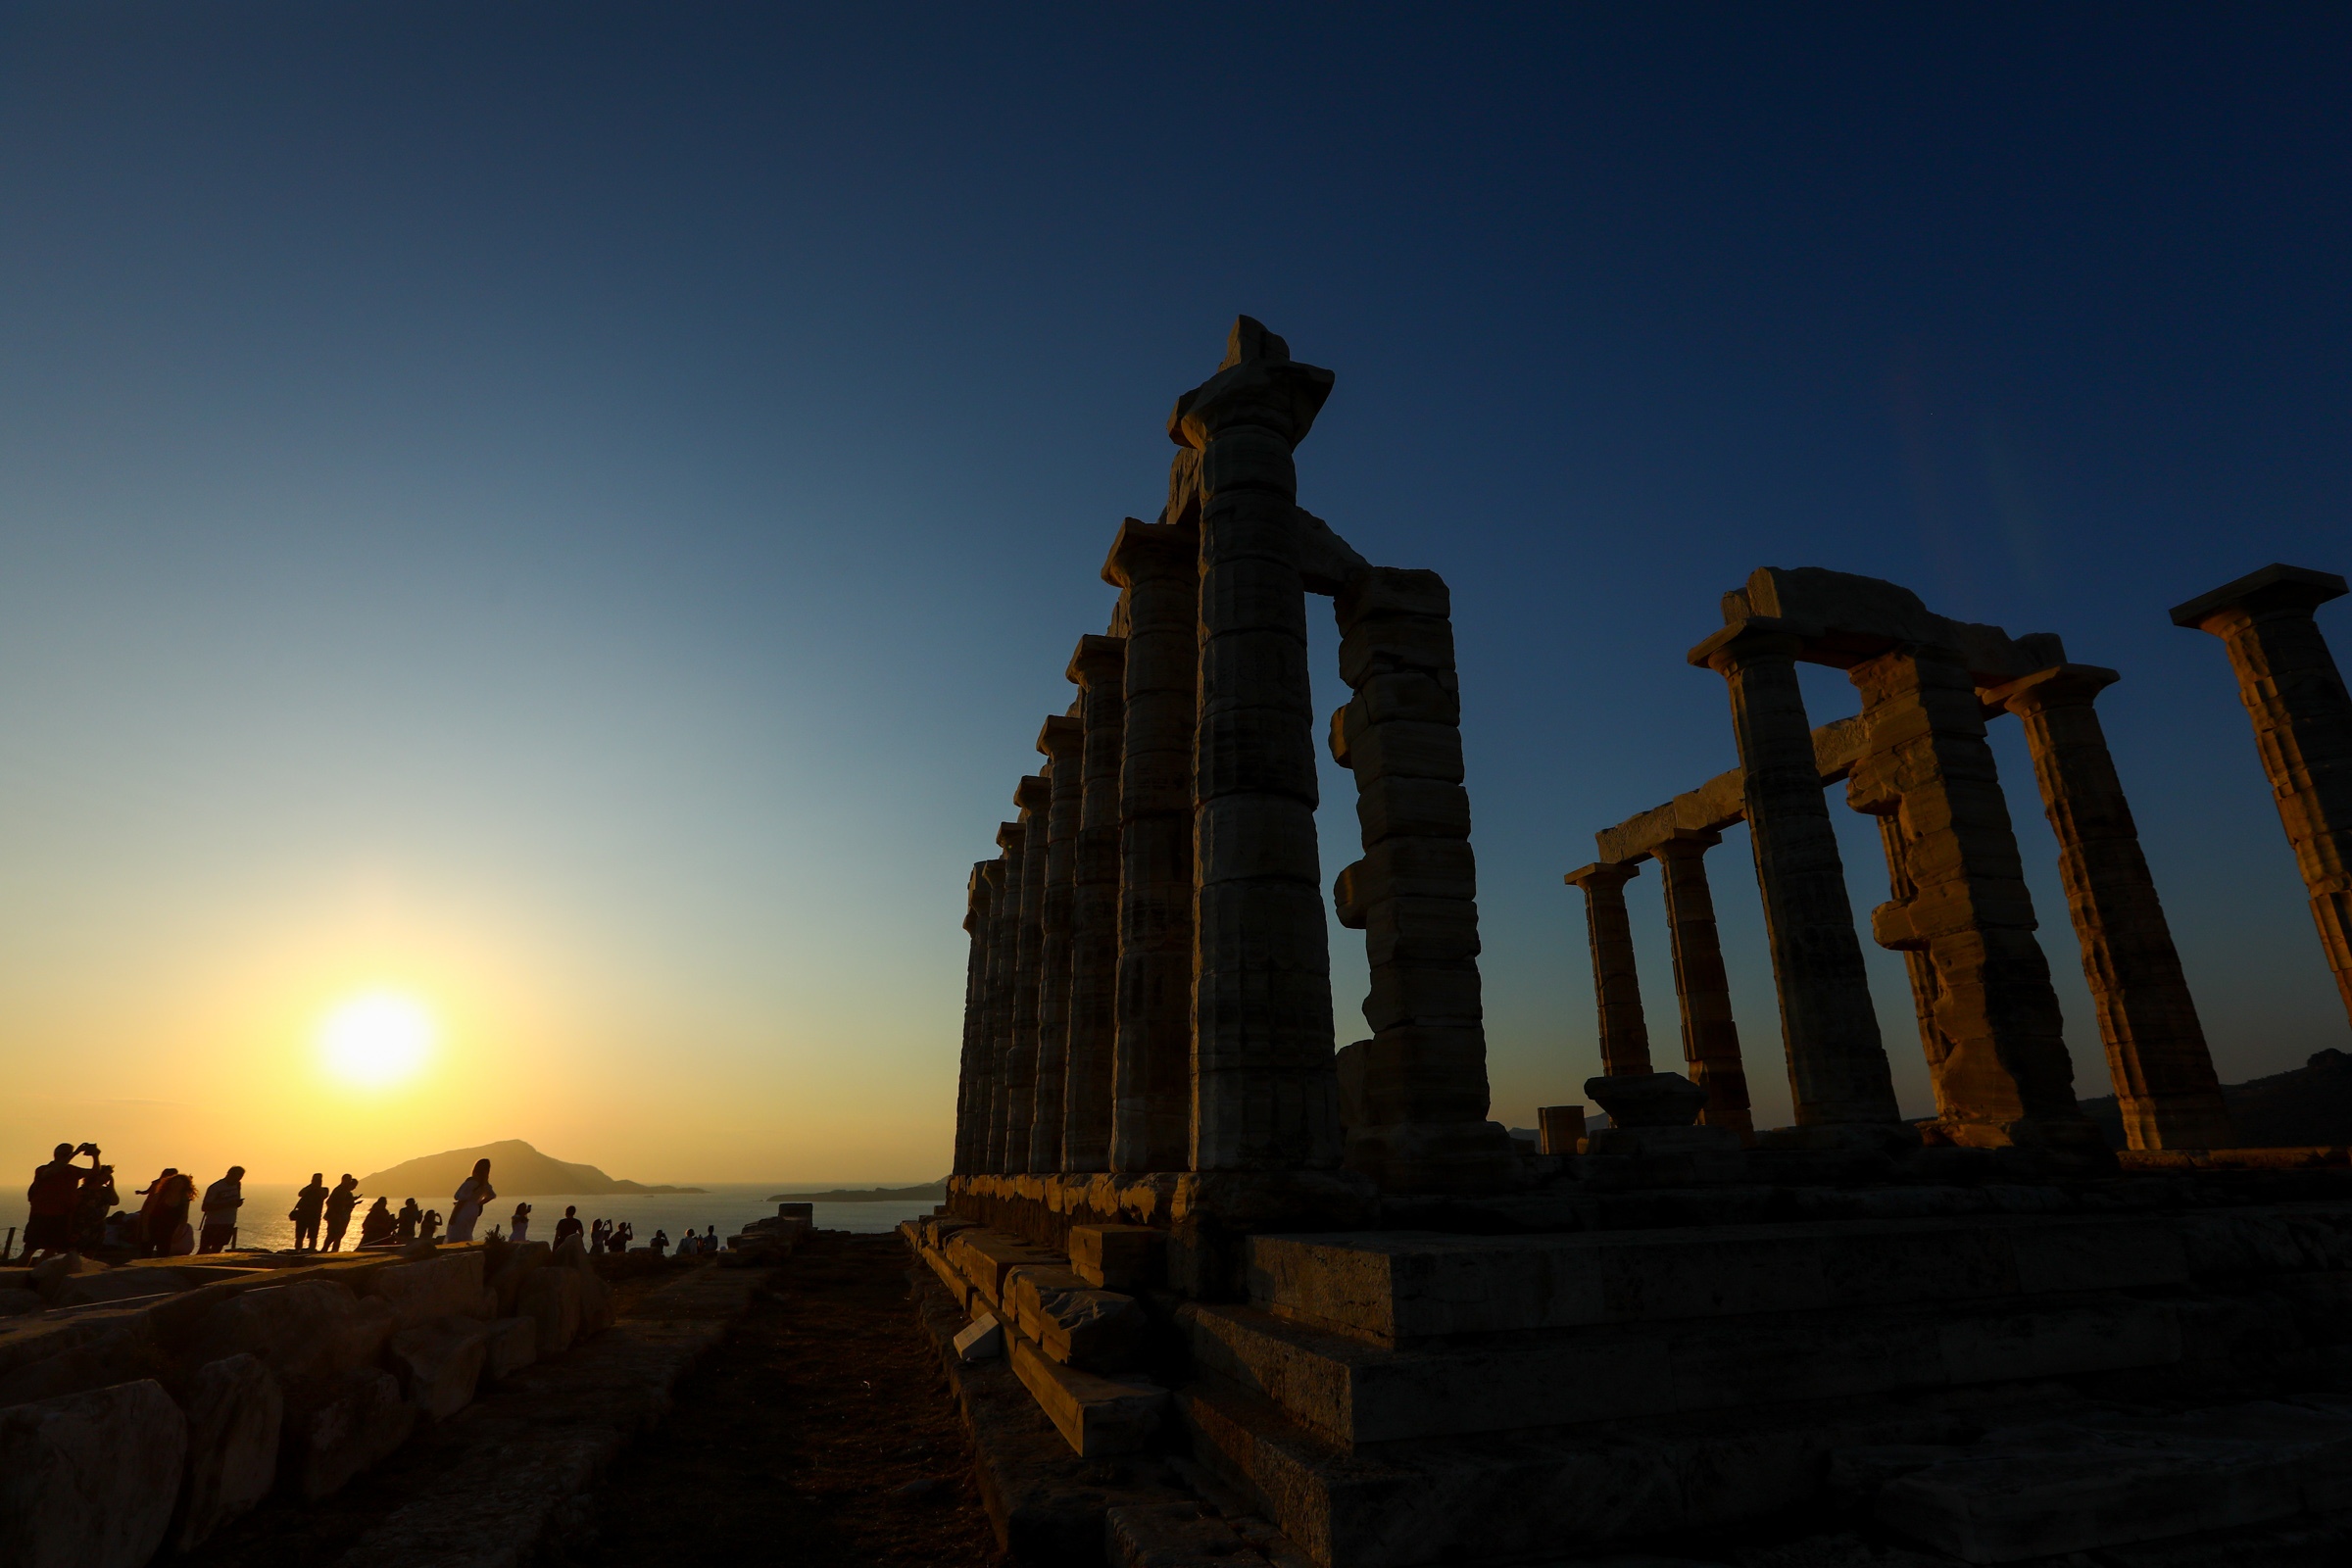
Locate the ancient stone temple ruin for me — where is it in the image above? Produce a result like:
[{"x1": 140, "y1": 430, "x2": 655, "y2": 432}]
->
[{"x1": 911, "y1": 319, "x2": 2352, "y2": 1568}]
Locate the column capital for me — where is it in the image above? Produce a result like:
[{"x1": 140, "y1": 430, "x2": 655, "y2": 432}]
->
[
  {"x1": 995, "y1": 820, "x2": 1025, "y2": 852},
  {"x1": 1564, "y1": 860, "x2": 1642, "y2": 892},
  {"x1": 2171, "y1": 563, "x2": 2348, "y2": 632},
  {"x1": 1987, "y1": 662, "x2": 2121, "y2": 716},
  {"x1": 1102, "y1": 516, "x2": 1199, "y2": 589},
  {"x1": 1650, "y1": 829, "x2": 1724, "y2": 860},
  {"x1": 1166, "y1": 317, "x2": 1335, "y2": 451},
  {"x1": 1067, "y1": 634, "x2": 1128, "y2": 687},
  {"x1": 1035, "y1": 714, "x2": 1085, "y2": 762},
  {"x1": 1014, "y1": 775, "x2": 1051, "y2": 814},
  {"x1": 1688, "y1": 615, "x2": 1816, "y2": 671}
]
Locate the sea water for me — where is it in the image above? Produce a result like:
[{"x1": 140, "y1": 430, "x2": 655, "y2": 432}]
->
[{"x1": 0, "y1": 1180, "x2": 939, "y2": 1255}]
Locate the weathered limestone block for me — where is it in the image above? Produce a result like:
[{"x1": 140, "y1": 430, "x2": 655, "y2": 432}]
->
[
  {"x1": 1651, "y1": 832, "x2": 1753, "y2": 1138},
  {"x1": 172, "y1": 1352, "x2": 282, "y2": 1552},
  {"x1": 288, "y1": 1367, "x2": 415, "y2": 1500},
  {"x1": 1004, "y1": 773, "x2": 1053, "y2": 1174},
  {"x1": 1031, "y1": 714, "x2": 1087, "y2": 1173},
  {"x1": 1008, "y1": 1333, "x2": 1165, "y2": 1458},
  {"x1": 1563, "y1": 861, "x2": 1652, "y2": 1077},
  {"x1": 185, "y1": 1279, "x2": 396, "y2": 1393},
  {"x1": 386, "y1": 1314, "x2": 490, "y2": 1421},
  {"x1": 2174, "y1": 564, "x2": 2352, "y2": 1029},
  {"x1": 1063, "y1": 634, "x2": 1127, "y2": 1173},
  {"x1": 1536, "y1": 1104, "x2": 1586, "y2": 1154},
  {"x1": 488, "y1": 1241, "x2": 548, "y2": 1316},
  {"x1": 1993, "y1": 664, "x2": 2230, "y2": 1150},
  {"x1": 50, "y1": 1267, "x2": 189, "y2": 1307},
  {"x1": 0, "y1": 1379, "x2": 186, "y2": 1568},
  {"x1": 1007, "y1": 1264, "x2": 1149, "y2": 1372},
  {"x1": 1069, "y1": 1224, "x2": 1166, "y2": 1292},
  {"x1": 1691, "y1": 618, "x2": 1903, "y2": 1140},
  {"x1": 1105, "y1": 1500, "x2": 1250, "y2": 1567},
  {"x1": 553, "y1": 1236, "x2": 612, "y2": 1334},
  {"x1": 479, "y1": 1316, "x2": 537, "y2": 1382},
  {"x1": 1353, "y1": 775, "x2": 1471, "y2": 844},
  {"x1": 367, "y1": 1250, "x2": 489, "y2": 1330},
  {"x1": 516, "y1": 1265, "x2": 583, "y2": 1357},
  {"x1": 952, "y1": 1311, "x2": 1003, "y2": 1362}
]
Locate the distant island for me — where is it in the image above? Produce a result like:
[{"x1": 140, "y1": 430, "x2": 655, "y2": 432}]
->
[
  {"x1": 767, "y1": 1179, "x2": 947, "y2": 1203},
  {"x1": 359, "y1": 1139, "x2": 705, "y2": 1198}
]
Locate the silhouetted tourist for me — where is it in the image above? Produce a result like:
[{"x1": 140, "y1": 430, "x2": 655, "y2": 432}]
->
[
  {"x1": 588, "y1": 1217, "x2": 608, "y2": 1254},
  {"x1": 198, "y1": 1165, "x2": 245, "y2": 1254},
  {"x1": 70, "y1": 1150, "x2": 116, "y2": 1254},
  {"x1": 509, "y1": 1201, "x2": 531, "y2": 1245},
  {"x1": 395, "y1": 1197, "x2": 421, "y2": 1245},
  {"x1": 132, "y1": 1167, "x2": 179, "y2": 1255},
  {"x1": 292, "y1": 1172, "x2": 329, "y2": 1251},
  {"x1": 419, "y1": 1208, "x2": 442, "y2": 1244},
  {"x1": 447, "y1": 1158, "x2": 494, "y2": 1244},
  {"x1": 554, "y1": 1205, "x2": 582, "y2": 1249},
  {"x1": 142, "y1": 1168, "x2": 195, "y2": 1257},
  {"x1": 324, "y1": 1175, "x2": 360, "y2": 1251},
  {"x1": 359, "y1": 1196, "x2": 395, "y2": 1248},
  {"x1": 649, "y1": 1228, "x2": 668, "y2": 1257},
  {"x1": 613, "y1": 1221, "x2": 633, "y2": 1252},
  {"x1": 703, "y1": 1225, "x2": 718, "y2": 1256}
]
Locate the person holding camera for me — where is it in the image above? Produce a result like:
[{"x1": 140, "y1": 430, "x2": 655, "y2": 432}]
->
[{"x1": 23, "y1": 1142, "x2": 101, "y2": 1260}]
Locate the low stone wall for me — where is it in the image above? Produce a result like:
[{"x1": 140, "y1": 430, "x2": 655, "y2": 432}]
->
[{"x1": 0, "y1": 1237, "x2": 614, "y2": 1568}]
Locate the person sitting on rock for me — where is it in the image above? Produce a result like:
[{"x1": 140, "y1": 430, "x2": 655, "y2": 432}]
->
[
  {"x1": 446, "y1": 1158, "x2": 495, "y2": 1244},
  {"x1": 418, "y1": 1208, "x2": 442, "y2": 1244},
  {"x1": 703, "y1": 1225, "x2": 719, "y2": 1256},
  {"x1": 358, "y1": 1196, "x2": 396, "y2": 1248},
  {"x1": 323, "y1": 1175, "x2": 361, "y2": 1251},
  {"x1": 509, "y1": 1201, "x2": 531, "y2": 1245},
  {"x1": 554, "y1": 1205, "x2": 583, "y2": 1249},
  {"x1": 292, "y1": 1172, "x2": 329, "y2": 1251},
  {"x1": 198, "y1": 1165, "x2": 245, "y2": 1253},
  {"x1": 395, "y1": 1197, "x2": 421, "y2": 1245}
]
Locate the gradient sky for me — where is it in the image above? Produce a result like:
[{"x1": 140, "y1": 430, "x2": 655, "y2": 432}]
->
[{"x1": 0, "y1": 5, "x2": 2346, "y2": 1188}]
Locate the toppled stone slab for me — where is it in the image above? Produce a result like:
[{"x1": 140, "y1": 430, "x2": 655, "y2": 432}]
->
[
  {"x1": 0, "y1": 1378, "x2": 188, "y2": 1568},
  {"x1": 481, "y1": 1314, "x2": 537, "y2": 1382},
  {"x1": 172, "y1": 1352, "x2": 282, "y2": 1551},
  {"x1": 956, "y1": 1310, "x2": 1004, "y2": 1362},
  {"x1": 388, "y1": 1313, "x2": 493, "y2": 1421},
  {"x1": 366, "y1": 1251, "x2": 488, "y2": 1330},
  {"x1": 1009, "y1": 1263, "x2": 1149, "y2": 1372},
  {"x1": 290, "y1": 1366, "x2": 416, "y2": 1500}
]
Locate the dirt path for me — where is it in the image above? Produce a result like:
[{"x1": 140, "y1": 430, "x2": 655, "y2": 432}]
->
[{"x1": 576, "y1": 1231, "x2": 1002, "y2": 1566}]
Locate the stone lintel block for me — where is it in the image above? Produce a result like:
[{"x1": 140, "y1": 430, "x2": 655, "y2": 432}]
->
[
  {"x1": 2170, "y1": 562, "x2": 2350, "y2": 628},
  {"x1": 1354, "y1": 776, "x2": 1472, "y2": 843},
  {"x1": 1342, "y1": 720, "x2": 1464, "y2": 785},
  {"x1": 1363, "y1": 960, "x2": 1483, "y2": 1033},
  {"x1": 1335, "y1": 565, "x2": 1450, "y2": 629},
  {"x1": 1363, "y1": 895, "x2": 1482, "y2": 966},
  {"x1": 1198, "y1": 795, "x2": 1322, "y2": 886},
  {"x1": 1069, "y1": 1224, "x2": 1167, "y2": 1292},
  {"x1": 1339, "y1": 615, "x2": 1456, "y2": 688}
]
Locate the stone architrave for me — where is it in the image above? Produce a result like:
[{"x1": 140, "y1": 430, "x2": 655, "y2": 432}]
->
[
  {"x1": 1690, "y1": 619, "x2": 1903, "y2": 1137},
  {"x1": 1170, "y1": 318, "x2": 1343, "y2": 1171},
  {"x1": 1030, "y1": 716, "x2": 1087, "y2": 1172},
  {"x1": 979, "y1": 845, "x2": 1015, "y2": 1174},
  {"x1": 1993, "y1": 663, "x2": 2233, "y2": 1149},
  {"x1": 1650, "y1": 831, "x2": 1754, "y2": 1139},
  {"x1": 1844, "y1": 647, "x2": 2101, "y2": 1151},
  {"x1": 2174, "y1": 564, "x2": 2352, "y2": 1028},
  {"x1": 955, "y1": 861, "x2": 994, "y2": 1175},
  {"x1": 1063, "y1": 635, "x2": 1128, "y2": 1171},
  {"x1": 1105, "y1": 518, "x2": 1200, "y2": 1173},
  {"x1": 1328, "y1": 566, "x2": 1514, "y2": 1192},
  {"x1": 1003, "y1": 780, "x2": 1052, "y2": 1174},
  {"x1": 1562, "y1": 861, "x2": 1652, "y2": 1078}
]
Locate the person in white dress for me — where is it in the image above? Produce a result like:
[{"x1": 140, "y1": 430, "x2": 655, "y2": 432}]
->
[{"x1": 446, "y1": 1158, "x2": 495, "y2": 1244}]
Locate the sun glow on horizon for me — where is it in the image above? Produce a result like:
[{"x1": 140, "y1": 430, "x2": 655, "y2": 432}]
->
[{"x1": 318, "y1": 990, "x2": 437, "y2": 1089}]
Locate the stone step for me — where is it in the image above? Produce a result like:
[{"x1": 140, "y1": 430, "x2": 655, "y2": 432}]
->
[
  {"x1": 1007, "y1": 1326, "x2": 1165, "y2": 1459},
  {"x1": 1184, "y1": 1289, "x2": 2181, "y2": 1449},
  {"x1": 1247, "y1": 1211, "x2": 2193, "y2": 1346}
]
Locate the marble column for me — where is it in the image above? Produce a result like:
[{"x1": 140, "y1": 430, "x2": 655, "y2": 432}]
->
[
  {"x1": 1844, "y1": 647, "x2": 2099, "y2": 1151},
  {"x1": 1690, "y1": 620, "x2": 1902, "y2": 1135},
  {"x1": 1651, "y1": 831, "x2": 1754, "y2": 1139},
  {"x1": 1329, "y1": 566, "x2": 1514, "y2": 1192},
  {"x1": 1993, "y1": 663, "x2": 2233, "y2": 1149},
  {"x1": 955, "y1": 860, "x2": 994, "y2": 1175},
  {"x1": 1063, "y1": 635, "x2": 1127, "y2": 1172},
  {"x1": 983, "y1": 827, "x2": 1022, "y2": 1174},
  {"x1": 1002, "y1": 774, "x2": 1053, "y2": 1174},
  {"x1": 2174, "y1": 564, "x2": 2352, "y2": 1029},
  {"x1": 1871, "y1": 813, "x2": 1948, "y2": 1086},
  {"x1": 1029, "y1": 718, "x2": 1086, "y2": 1173},
  {"x1": 1171, "y1": 318, "x2": 1342, "y2": 1171},
  {"x1": 1104, "y1": 518, "x2": 1198, "y2": 1173},
  {"x1": 1563, "y1": 861, "x2": 1652, "y2": 1077}
]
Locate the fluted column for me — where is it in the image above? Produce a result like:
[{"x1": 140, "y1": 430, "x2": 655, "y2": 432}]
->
[
  {"x1": 1002, "y1": 774, "x2": 1052, "y2": 1174},
  {"x1": 2174, "y1": 564, "x2": 2352, "y2": 1029},
  {"x1": 1844, "y1": 647, "x2": 2098, "y2": 1151},
  {"x1": 1690, "y1": 620, "x2": 1901, "y2": 1135},
  {"x1": 1993, "y1": 663, "x2": 2233, "y2": 1149},
  {"x1": 1063, "y1": 635, "x2": 1127, "y2": 1171},
  {"x1": 1651, "y1": 832, "x2": 1753, "y2": 1138},
  {"x1": 982, "y1": 827, "x2": 1022, "y2": 1173},
  {"x1": 1030, "y1": 714, "x2": 1087, "y2": 1172},
  {"x1": 1106, "y1": 518, "x2": 1199, "y2": 1173},
  {"x1": 1172, "y1": 318, "x2": 1341, "y2": 1171},
  {"x1": 955, "y1": 861, "x2": 994, "y2": 1175},
  {"x1": 1563, "y1": 861, "x2": 1652, "y2": 1077}
]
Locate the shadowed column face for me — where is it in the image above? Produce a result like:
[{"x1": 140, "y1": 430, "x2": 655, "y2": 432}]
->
[
  {"x1": 1029, "y1": 716, "x2": 1087, "y2": 1173},
  {"x1": 2175, "y1": 564, "x2": 2352, "y2": 1030},
  {"x1": 1691, "y1": 620, "x2": 1901, "y2": 1135},
  {"x1": 1651, "y1": 833, "x2": 1753, "y2": 1138},
  {"x1": 1002, "y1": 775, "x2": 1053, "y2": 1174},
  {"x1": 982, "y1": 831, "x2": 1020, "y2": 1174},
  {"x1": 1105, "y1": 518, "x2": 1199, "y2": 1172},
  {"x1": 1563, "y1": 861, "x2": 1651, "y2": 1078},
  {"x1": 955, "y1": 862, "x2": 994, "y2": 1175},
  {"x1": 1062, "y1": 635, "x2": 1127, "y2": 1172},
  {"x1": 1844, "y1": 647, "x2": 2098, "y2": 1152},
  {"x1": 1173, "y1": 318, "x2": 1342, "y2": 1172},
  {"x1": 1997, "y1": 663, "x2": 2232, "y2": 1150}
]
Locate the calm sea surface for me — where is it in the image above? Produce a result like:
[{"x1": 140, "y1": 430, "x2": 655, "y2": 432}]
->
[{"x1": 0, "y1": 1180, "x2": 938, "y2": 1255}]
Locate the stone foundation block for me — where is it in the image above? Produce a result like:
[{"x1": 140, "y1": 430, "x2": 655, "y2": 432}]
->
[
  {"x1": 1009, "y1": 1266, "x2": 1149, "y2": 1372},
  {"x1": 516, "y1": 1265, "x2": 582, "y2": 1357},
  {"x1": 367, "y1": 1250, "x2": 487, "y2": 1330},
  {"x1": 388, "y1": 1313, "x2": 492, "y2": 1421},
  {"x1": 288, "y1": 1367, "x2": 415, "y2": 1500},
  {"x1": 0, "y1": 1379, "x2": 186, "y2": 1568},
  {"x1": 1070, "y1": 1224, "x2": 1167, "y2": 1292},
  {"x1": 1009, "y1": 1333, "x2": 1165, "y2": 1458},
  {"x1": 172, "y1": 1352, "x2": 281, "y2": 1551},
  {"x1": 480, "y1": 1315, "x2": 537, "y2": 1382}
]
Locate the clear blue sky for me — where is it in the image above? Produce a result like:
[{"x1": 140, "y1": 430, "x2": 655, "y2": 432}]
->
[{"x1": 0, "y1": 4, "x2": 2345, "y2": 1182}]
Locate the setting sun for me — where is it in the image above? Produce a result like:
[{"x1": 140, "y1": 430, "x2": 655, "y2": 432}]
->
[{"x1": 318, "y1": 990, "x2": 436, "y2": 1088}]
